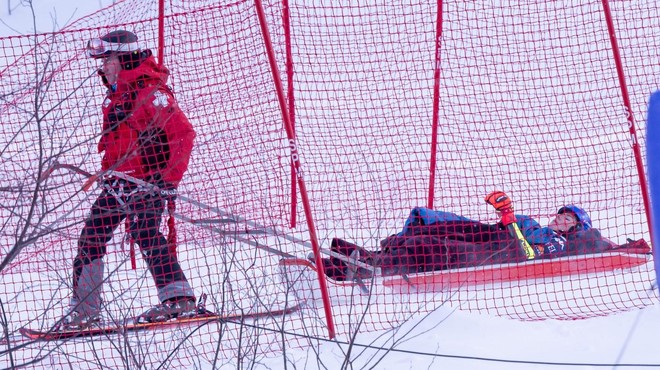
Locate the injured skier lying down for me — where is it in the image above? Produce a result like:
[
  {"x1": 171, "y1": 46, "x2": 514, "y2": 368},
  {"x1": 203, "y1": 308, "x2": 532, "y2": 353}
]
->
[{"x1": 317, "y1": 191, "x2": 650, "y2": 281}]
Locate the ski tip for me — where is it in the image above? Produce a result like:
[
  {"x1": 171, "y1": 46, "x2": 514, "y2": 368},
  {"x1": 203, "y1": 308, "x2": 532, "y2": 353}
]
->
[{"x1": 18, "y1": 327, "x2": 50, "y2": 340}]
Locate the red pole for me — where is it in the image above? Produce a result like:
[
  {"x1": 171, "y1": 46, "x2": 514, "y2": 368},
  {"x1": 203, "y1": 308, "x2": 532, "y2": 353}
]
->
[
  {"x1": 600, "y1": 0, "x2": 654, "y2": 243},
  {"x1": 281, "y1": 0, "x2": 298, "y2": 228},
  {"x1": 427, "y1": 0, "x2": 444, "y2": 209},
  {"x1": 157, "y1": 0, "x2": 165, "y2": 67},
  {"x1": 254, "y1": 0, "x2": 336, "y2": 339}
]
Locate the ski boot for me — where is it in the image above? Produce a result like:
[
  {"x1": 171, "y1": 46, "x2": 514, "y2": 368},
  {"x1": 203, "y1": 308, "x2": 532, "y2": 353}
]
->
[
  {"x1": 136, "y1": 296, "x2": 197, "y2": 323},
  {"x1": 136, "y1": 294, "x2": 214, "y2": 323},
  {"x1": 58, "y1": 308, "x2": 101, "y2": 331}
]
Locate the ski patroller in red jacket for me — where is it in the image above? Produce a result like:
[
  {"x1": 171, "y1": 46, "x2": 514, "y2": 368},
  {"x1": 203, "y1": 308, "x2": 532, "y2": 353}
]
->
[{"x1": 97, "y1": 51, "x2": 195, "y2": 187}]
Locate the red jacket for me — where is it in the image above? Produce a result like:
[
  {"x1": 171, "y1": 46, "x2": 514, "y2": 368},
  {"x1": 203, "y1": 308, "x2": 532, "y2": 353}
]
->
[{"x1": 97, "y1": 54, "x2": 195, "y2": 187}]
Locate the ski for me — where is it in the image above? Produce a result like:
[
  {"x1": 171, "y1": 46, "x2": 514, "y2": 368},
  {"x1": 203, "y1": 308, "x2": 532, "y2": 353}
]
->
[{"x1": 19, "y1": 304, "x2": 300, "y2": 341}]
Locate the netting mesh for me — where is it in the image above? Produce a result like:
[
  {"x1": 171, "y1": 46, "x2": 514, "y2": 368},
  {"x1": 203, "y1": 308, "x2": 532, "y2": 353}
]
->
[{"x1": 0, "y1": 0, "x2": 658, "y2": 368}]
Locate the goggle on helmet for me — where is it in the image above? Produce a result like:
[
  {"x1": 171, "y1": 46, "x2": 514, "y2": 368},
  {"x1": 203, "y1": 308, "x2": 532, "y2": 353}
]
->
[{"x1": 86, "y1": 30, "x2": 140, "y2": 59}]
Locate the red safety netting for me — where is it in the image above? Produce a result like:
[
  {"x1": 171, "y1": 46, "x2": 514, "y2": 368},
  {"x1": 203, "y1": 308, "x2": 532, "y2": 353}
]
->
[{"x1": 0, "y1": 0, "x2": 657, "y2": 368}]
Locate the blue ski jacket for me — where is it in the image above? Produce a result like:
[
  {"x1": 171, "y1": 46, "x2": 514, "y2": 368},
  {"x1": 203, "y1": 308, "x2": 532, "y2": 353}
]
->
[{"x1": 397, "y1": 207, "x2": 566, "y2": 256}]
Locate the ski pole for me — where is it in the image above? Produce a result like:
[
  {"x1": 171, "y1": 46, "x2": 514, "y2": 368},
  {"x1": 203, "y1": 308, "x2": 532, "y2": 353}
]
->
[
  {"x1": 102, "y1": 170, "x2": 379, "y2": 272},
  {"x1": 44, "y1": 163, "x2": 380, "y2": 273}
]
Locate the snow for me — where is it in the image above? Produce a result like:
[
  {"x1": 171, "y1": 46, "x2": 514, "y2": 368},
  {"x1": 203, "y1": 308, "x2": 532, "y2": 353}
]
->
[
  {"x1": 1, "y1": 1, "x2": 660, "y2": 369},
  {"x1": 317, "y1": 304, "x2": 660, "y2": 370}
]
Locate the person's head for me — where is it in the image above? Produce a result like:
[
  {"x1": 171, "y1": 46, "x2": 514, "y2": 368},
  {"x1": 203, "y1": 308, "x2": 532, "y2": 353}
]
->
[
  {"x1": 548, "y1": 205, "x2": 592, "y2": 234},
  {"x1": 86, "y1": 30, "x2": 143, "y2": 86}
]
